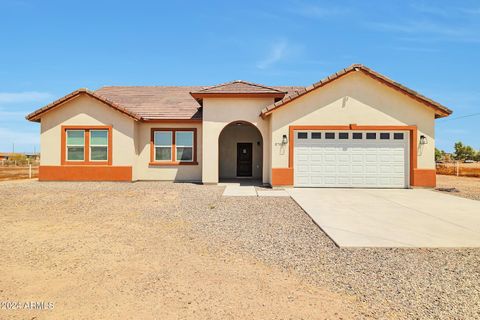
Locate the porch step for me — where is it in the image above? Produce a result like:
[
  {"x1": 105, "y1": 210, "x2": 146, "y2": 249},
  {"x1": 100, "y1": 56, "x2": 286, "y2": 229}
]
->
[{"x1": 220, "y1": 183, "x2": 290, "y2": 197}]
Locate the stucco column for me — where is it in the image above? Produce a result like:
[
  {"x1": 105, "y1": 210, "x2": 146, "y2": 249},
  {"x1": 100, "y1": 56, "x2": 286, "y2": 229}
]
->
[{"x1": 202, "y1": 121, "x2": 221, "y2": 184}]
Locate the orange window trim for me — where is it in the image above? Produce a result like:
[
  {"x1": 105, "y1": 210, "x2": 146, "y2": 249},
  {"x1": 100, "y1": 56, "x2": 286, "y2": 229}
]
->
[
  {"x1": 61, "y1": 125, "x2": 112, "y2": 166},
  {"x1": 287, "y1": 125, "x2": 419, "y2": 187},
  {"x1": 150, "y1": 128, "x2": 198, "y2": 166}
]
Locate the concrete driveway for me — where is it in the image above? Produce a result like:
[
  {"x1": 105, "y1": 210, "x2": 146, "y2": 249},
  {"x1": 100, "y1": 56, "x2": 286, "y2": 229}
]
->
[{"x1": 286, "y1": 188, "x2": 480, "y2": 248}]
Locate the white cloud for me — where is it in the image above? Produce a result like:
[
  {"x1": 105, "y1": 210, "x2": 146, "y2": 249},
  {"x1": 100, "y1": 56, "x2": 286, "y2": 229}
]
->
[
  {"x1": 461, "y1": 7, "x2": 480, "y2": 14},
  {"x1": 368, "y1": 20, "x2": 480, "y2": 43},
  {"x1": 0, "y1": 110, "x2": 28, "y2": 119},
  {"x1": 0, "y1": 91, "x2": 53, "y2": 105},
  {"x1": 0, "y1": 127, "x2": 39, "y2": 150},
  {"x1": 256, "y1": 40, "x2": 289, "y2": 70},
  {"x1": 290, "y1": 4, "x2": 350, "y2": 18},
  {"x1": 410, "y1": 3, "x2": 450, "y2": 16}
]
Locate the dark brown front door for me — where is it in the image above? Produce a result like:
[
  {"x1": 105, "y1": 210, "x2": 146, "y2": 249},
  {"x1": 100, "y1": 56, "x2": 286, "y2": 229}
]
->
[{"x1": 237, "y1": 143, "x2": 253, "y2": 177}]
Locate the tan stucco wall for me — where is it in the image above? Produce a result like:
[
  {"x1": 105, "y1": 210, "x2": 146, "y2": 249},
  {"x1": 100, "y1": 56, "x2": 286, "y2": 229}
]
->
[
  {"x1": 219, "y1": 123, "x2": 263, "y2": 179},
  {"x1": 270, "y1": 71, "x2": 436, "y2": 170},
  {"x1": 133, "y1": 122, "x2": 202, "y2": 181},
  {"x1": 202, "y1": 97, "x2": 273, "y2": 184},
  {"x1": 40, "y1": 95, "x2": 136, "y2": 166}
]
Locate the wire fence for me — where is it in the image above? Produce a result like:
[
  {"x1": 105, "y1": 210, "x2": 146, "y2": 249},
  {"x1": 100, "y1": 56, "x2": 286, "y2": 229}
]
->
[
  {"x1": 436, "y1": 162, "x2": 480, "y2": 178},
  {"x1": 0, "y1": 161, "x2": 40, "y2": 180}
]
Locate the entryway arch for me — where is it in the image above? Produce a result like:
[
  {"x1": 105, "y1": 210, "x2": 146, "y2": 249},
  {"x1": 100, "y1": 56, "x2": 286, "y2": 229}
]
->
[{"x1": 218, "y1": 120, "x2": 263, "y2": 181}]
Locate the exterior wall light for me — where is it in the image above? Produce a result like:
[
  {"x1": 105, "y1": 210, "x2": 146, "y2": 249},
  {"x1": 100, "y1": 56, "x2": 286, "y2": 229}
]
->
[
  {"x1": 282, "y1": 134, "x2": 288, "y2": 145},
  {"x1": 420, "y1": 135, "x2": 428, "y2": 144}
]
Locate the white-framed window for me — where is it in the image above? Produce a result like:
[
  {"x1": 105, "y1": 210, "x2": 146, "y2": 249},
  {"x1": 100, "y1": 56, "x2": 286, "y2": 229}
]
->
[
  {"x1": 175, "y1": 131, "x2": 194, "y2": 162},
  {"x1": 154, "y1": 131, "x2": 173, "y2": 161},
  {"x1": 90, "y1": 130, "x2": 109, "y2": 161},
  {"x1": 66, "y1": 130, "x2": 85, "y2": 161}
]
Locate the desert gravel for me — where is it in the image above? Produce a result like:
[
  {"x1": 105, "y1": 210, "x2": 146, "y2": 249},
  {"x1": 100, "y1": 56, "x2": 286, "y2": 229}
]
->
[
  {"x1": 2, "y1": 180, "x2": 480, "y2": 319},
  {"x1": 436, "y1": 174, "x2": 480, "y2": 201}
]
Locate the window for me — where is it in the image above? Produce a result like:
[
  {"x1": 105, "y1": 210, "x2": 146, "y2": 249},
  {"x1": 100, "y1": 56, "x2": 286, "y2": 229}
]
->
[
  {"x1": 339, "y1": 132, "x2": 349, "y2": 139},
  {"x1": 325, "y1": 132, "x2": 335, "y2": 139},
  {"x1": 380, "y1": 132, "x2": 390, "y2": 140},
  {"x1": 176, "y1": 131, "x2": 193, "y2": 161},
  {"x1": 311, "y1": 132, "x2": 321, "y2": 139},
  {"x1": 297, "y1": 132, "x2": 308, "y2": 139},
  {"x1": 352, "y1": 132, "x2": 362, "y2": 139},
  {"x1": 154, "y1": 131, "x2": 172, "y2": 161},
  {"x1": 366, "y1": 132, "x2": 376, "y2": 140},
  {"x1": 66, "y1": 130, "x2": 85, "y2": 161},
  {"x1": 394, "y1": 132, "x2": 404, "y2": 140},
  {"x1": 90, "y1": 130, "x2": 108, "y2": 161},
  {"x1": 62, "y1": 126, "x2": 111, "y2": 165},
  {"x1": 151, "y1": 128, "x2": 197, "y2": 165}
]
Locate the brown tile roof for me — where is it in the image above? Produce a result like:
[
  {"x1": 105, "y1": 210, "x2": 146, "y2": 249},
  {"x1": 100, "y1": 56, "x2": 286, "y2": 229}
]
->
[
  {"x1": 26, "y1": 88, "x2": 142, "y2": 122},
  {"x1": 27, "y1": 85, "x2": 302, "y2": 122},
  {"x1": 261, "y1": 64, "x2": 453, "y2": 119},
  {"x1": 95, "y1": 86, "x2": 204, "y2": 120}
]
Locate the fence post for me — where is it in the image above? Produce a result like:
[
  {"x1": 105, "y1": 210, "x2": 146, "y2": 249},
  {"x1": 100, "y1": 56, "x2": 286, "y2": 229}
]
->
[
  {"x1": 456, "y1": 161, "x2": 460, "y2": 176},
  {"x1": 29, "y1": 164, "x2": 32, "y2": 179}
]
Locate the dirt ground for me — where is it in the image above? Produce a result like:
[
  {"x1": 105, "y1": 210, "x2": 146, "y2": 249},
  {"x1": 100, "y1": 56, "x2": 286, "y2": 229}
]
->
[
  {"x1": 0, "y1": 166, "x2": 38, "y2": 181},
  {"x1": 0, "y1": 180, "x2": 365, "y2": 320},
  {"x1": 2, "y1": 180, "x2": 479, "y2": 319},
  {"x1": 436, "y1": 174, "x2": 480, "y2": 200}
]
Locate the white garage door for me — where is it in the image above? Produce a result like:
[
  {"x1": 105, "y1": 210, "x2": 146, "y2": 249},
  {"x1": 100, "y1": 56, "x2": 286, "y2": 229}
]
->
[{"x1": 294, "y1": 130, "x2": 409, "y2": 188}]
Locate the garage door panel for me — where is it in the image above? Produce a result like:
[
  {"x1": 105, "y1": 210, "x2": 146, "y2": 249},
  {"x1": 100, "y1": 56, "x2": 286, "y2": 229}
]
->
[
  {"x1": 310, "y1": 176, "x2": 324, "y2": 184},
  {"x1": 294, "y1": 130, "x2": 408, "y2": 188},
  {"x1": 323, "y1": 165, "x2": 336, "y2": 173},
  {"x1": 351, "y1": 154, "x2": 363, "y2": 162},
  {"x1": 351, "y1": 165, "x2": 363, "y2": 173}
]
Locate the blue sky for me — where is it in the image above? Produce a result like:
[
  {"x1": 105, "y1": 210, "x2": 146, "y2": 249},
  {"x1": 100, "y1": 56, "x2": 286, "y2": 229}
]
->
[{"x1": 0, "y1": 0, "x2": 479, "y2": 153}]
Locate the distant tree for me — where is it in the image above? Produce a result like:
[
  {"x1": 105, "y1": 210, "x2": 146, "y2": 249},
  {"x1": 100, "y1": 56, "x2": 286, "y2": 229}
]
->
[
  {"x1": 9, "y1": 153, "x2": 27, "y2": 162},
  {"x1": 475, "y1": 151, "x2": 480, "y2": 162},
  {"x1": 435, "y1": 148, "x2": 446, "y2": 162},
  {"x1": 453, "y1": 142, "x2": 477, "y2": 160},
  {"x1": 8, "y1": 153, "x2": 28, "y2": 165}
]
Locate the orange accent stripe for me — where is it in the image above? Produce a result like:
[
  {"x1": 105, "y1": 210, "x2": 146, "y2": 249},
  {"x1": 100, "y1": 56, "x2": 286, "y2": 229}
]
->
[
  {"x1": 288, "y1": 125, "x2": 419, "y2": 187},
  {"x1": 271, "y1": 168, "x2": 293, "y2": 186},
  {"x1": 411, "y1": 169, "x2": 436, "y2": 187},
  {"x1": 39, "y1": 166, "x2": 132, "y2": 181}
]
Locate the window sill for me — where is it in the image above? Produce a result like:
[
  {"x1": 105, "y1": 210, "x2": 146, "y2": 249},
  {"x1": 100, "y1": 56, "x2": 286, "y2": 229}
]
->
[
  {"x1": 62, "y1": 161, "x2": 111, "y2": 166},
  {"x1": 149, "y1": 161, "x2": 198, "y2": 166}
]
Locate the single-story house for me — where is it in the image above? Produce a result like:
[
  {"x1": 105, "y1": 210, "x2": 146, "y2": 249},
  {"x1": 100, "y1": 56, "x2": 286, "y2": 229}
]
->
[{"x1": 26, "y1": 64, "x2": 452, "y2": 188}]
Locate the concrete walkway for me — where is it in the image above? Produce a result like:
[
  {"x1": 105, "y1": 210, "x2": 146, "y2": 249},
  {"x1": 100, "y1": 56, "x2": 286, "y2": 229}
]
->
[
  {"x1": 287, "y1": 188, "x2": 480, "y2": 248},
  {"x1": 220, "y1": 181, "x2": 289, "y2": 197}
]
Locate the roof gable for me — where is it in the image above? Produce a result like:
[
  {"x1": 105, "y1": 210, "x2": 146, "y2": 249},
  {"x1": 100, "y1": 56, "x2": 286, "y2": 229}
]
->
[
  {"x1": 190, "y1": 80, "x2": 289, "y2": 102},
  {"x1": 261, "y1": 64, "x2": 452, "y2": 119},
  {"x1": 192, "y1": 80, "x2": 287, "y2": 94},
  {"x1": 26, "y1": 88, "x2": 142, "y2": 122}
]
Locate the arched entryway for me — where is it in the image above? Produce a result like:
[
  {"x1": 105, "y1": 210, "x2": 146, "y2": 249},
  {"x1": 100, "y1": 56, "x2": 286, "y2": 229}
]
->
[{"x1": 218, "y1": 121, "x2": 263, "y2": 181}]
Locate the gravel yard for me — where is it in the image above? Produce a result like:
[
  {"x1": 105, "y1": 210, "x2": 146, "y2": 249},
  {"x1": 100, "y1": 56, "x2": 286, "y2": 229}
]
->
[
  {"x1": 436, "y1": 174, "x2": 480, "y2": 200},
  {"x1": 1, "y1": 180, "x2": 479, "y2": 319}
]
